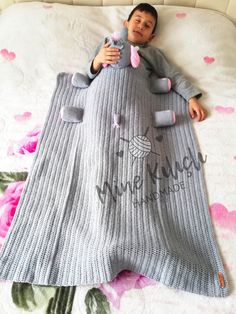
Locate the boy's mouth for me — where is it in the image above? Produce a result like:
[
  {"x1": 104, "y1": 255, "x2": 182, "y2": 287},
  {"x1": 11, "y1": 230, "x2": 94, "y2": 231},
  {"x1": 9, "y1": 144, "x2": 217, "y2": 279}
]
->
[{"x1": 133, "y1": 30, "x2": 143, "y2": 37}]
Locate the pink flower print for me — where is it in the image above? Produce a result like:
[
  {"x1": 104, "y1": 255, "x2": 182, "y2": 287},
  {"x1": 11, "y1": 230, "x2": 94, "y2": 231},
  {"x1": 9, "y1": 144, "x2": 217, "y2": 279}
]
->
[
  {"x1": 99, "y1": 270, "x2": 156, "y2": 309},
  {"x1": 0, "y1": 181, "x2": 25, "y2": 240},
  {"x1": 210, "y1": 203, "x2": 236, "y2": 233},
  {"x1": 7, "y1": 126, "x2": 41, "y2": 157},
  {"x1": 176, "y1": 12, "x2": 187, "y2": 19},
  {"x1": 0, "y1": 48, "x2": 16, "y2": 61},
  {"x1": 43, "y1": 4, "x2": 53, "y2": 9},
  {"x1": 214, "y1": 106, "x2": 234, "y2": 114},
  {"x1": 18, "y1": 140, "x2": 37, "y2": 154},
  {"x1": 14, "y1": 112, "x2": 32, "y2": 122},
  {"x1": 203, "y1": 56, "x2": 215, "y2": 64},
  {"x1": 26, "y1": 127, "x2": 41, "y2": 137}
]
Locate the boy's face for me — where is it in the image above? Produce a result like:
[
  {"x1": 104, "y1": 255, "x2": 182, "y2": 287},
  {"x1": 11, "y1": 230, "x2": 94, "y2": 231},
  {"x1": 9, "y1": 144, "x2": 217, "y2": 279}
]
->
[{"x1": 124, "y1": 10, "x2": 156, "y2": 45}]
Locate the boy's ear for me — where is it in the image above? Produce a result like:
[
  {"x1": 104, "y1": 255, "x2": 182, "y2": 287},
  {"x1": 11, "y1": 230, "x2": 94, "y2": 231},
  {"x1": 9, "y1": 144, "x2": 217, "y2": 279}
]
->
[
  {"x1": 148, "y1": 33, "x2": 156, "y2": 42},
  {"x1": 123, "y1": 20, "x2": 129, "y2": 28}
]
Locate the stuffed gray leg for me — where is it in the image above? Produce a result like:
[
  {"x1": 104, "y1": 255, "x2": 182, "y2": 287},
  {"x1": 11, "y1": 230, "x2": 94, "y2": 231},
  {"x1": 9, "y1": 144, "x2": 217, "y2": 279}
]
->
[
  {"x1": 60, "y1": 107, "x2": 84, "y2": 123},
  {"x1": 71, "y1": 72, "x2": 90, "y2": 88},
  {"x1": 150, "y1": 73, "x2": 171, "y2": 94},
  {"x1": 153, "y1": 110, "x2": 176, "y2": 127}
]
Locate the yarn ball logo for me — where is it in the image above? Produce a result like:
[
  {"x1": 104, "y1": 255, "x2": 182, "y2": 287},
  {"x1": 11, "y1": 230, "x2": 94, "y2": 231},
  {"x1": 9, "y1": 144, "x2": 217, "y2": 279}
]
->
[{"x1": 117, "y1": 126, "x2": 160, "y2": 165}]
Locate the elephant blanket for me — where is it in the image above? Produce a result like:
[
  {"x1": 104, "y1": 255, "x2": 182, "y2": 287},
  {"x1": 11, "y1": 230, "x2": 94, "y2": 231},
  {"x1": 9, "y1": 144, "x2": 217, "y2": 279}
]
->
[{"x1": 0, "y1": 66, "x2": 229, "y2": 297}]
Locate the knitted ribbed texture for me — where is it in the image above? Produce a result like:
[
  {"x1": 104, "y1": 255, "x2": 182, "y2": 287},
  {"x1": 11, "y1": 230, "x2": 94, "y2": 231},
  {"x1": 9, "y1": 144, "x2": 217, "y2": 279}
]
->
[{"x1": 0, "y1": 68, "x2": 229, "y2": 297}]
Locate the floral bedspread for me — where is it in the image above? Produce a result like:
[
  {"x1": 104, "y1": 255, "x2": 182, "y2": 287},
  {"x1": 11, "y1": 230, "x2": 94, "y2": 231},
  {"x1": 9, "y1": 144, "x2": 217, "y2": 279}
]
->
[{"x1": 0, "y1": 2, "x2": 236, "y2": 313}]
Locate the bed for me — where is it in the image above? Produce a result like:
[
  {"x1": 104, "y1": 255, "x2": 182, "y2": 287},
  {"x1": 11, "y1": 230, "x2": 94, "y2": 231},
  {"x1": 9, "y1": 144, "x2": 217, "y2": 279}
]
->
[{"x1": 0, "y1": 0, "x2": 235, "y2": 313}]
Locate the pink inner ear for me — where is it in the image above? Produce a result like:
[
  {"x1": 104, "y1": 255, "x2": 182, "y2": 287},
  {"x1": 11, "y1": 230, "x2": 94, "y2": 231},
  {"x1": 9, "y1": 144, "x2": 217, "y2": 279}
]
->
[
  {"x1": 168, "y1": 79, "x2": 171, "y2": 90},
  {"x1": 130, "y1": 46, "x2": 140, "y2": 68},
  {"x1": 112, "y1": 31, "x2": 121, "y2": 41},
  {"x1": 172, "y1": 111, "x2": 176, "y2": 124}
]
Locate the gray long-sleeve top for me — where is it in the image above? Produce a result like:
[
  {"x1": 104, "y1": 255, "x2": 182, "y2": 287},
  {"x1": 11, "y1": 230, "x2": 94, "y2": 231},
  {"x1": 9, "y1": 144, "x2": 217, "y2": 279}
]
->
[{"x1": 87, "y1": 40, "x2": 202, "y2": 102}]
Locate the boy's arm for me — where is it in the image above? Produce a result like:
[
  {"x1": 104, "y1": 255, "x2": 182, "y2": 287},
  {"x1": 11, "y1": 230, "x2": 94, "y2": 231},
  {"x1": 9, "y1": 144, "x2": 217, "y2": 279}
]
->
[
  {"x1": 87, "y1": 39, "x2": 120, "y2": 79},
  {"x1": 156, "y1": 48, "x2": 206, "y2": 121},
  {"x1": 188, "y1": 97, "x2": 206, "y2": 121},
  {"x1": 87, "y1": 40, "x2": 105, "y2": 79},
  {"x1": 141, "y1": 47, "x2": 202, "y2": 102},
  {"x1": 139, "y1": 46, "x2": 206, "y2": 121}
]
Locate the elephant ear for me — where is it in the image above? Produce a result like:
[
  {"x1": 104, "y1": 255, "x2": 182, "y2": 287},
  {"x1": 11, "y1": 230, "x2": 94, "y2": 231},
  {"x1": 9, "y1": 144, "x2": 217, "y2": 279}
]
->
[
  {"x1": 130, "y1": 46, "x2": 140, "y2": 68},
  {"x1": 120, "y1": 27, "x2": 128, "y2": 40},
  {"x1": 102, "y1": 36, "x2": 113, "y2": 68}
]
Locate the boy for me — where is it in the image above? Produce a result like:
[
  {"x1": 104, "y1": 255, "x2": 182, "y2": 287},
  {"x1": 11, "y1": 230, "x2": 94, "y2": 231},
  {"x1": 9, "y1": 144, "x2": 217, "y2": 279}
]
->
[{"x1": 87, "y1": 3, "x2": 206, "y2": 122}]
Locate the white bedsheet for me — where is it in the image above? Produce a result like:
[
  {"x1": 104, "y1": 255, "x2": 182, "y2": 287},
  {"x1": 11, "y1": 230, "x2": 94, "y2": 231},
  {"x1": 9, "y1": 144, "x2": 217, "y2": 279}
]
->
[{"x1": 0, "y1": 3, "x2": 235, "y2": 313}]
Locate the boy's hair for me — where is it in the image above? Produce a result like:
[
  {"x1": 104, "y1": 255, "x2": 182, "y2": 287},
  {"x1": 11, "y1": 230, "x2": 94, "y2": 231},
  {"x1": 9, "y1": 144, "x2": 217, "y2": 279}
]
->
[{"x1": 127, "y1": 3, "x2": 158, "y2": 34}]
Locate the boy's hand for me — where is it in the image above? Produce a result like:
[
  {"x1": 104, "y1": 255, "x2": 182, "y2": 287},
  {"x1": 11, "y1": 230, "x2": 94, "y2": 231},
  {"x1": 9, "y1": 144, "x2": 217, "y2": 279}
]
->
[
  {"x1": 188, "y1": 97, "x2": 207, "y2": 122},
  {"x1": 91, "y1": 43, "x2": 120, "y2": 74}
]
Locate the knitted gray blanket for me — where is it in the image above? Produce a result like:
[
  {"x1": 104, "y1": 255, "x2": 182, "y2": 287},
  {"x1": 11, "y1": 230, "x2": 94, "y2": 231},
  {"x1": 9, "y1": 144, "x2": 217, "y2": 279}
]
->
[{"x1": 0, "y1": 67, "x2": 229, "y2": 297}]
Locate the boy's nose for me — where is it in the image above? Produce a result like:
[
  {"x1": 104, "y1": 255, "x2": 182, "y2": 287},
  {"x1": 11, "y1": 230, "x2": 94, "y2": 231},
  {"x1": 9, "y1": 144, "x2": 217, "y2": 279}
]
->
[{"x1": 138, "y1": 23, "x2": 144, "y2": 30}]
